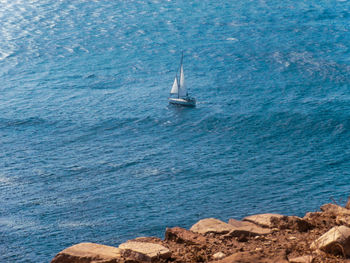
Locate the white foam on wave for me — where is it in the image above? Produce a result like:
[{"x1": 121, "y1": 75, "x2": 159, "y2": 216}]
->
[
  {"x1": 0, "y1": 216, "x2": 37, "y2": 231},
  {"x1": 333, "y1": 124, "x2": 345, "y2": 135},
  {"x1": 144, "y1": 167, "x2": 161, "y2": 176},
  {"x1": 0, "y1": 51, "x2": 12, "y2": 61},
  {"x1": 59, "y1": 221, "x2": 95, "y2": 228},
  {"x1": 226, "y1": 37, "x2": 238, "y2": 42},
  {"x1": 63, "y1": 46, "x2": 74, "y2": 53},
  {"x1": 0, "y1": 173, "x2": 12, "y2": 185}
]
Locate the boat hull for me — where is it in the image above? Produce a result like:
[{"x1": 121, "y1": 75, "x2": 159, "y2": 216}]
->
[{"x1": 169, "y1": 97, "x2": 196, "y2": 107}]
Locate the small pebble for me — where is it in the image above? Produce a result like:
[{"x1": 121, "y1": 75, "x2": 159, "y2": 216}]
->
[{"x1": 213, "y1": 252, "x2": 226, "y2": 260}]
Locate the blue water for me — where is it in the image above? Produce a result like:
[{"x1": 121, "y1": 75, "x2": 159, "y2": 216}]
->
[{"x1": 1, "y1": 0, "x2": 349, "y2": 262}]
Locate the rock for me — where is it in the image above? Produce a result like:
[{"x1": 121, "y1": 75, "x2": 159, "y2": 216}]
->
[
  {"x1": 212, "y1": 252, "x2": 226, "y2": 260},
  {"x1": 320, "y1": 203, "x2": 350, "y2": 216},
  {"x1": 277, "y1": 216, "x2": 312, "y2": 232},
  {"x1": 346, "y1": 197, "x2": 350, "y2": 210},
  {"x1": 242, "y1": 213, "x2": 284, "y2": 228},
  {"x1": 310, "y1": 225, "x2": 350, "y2": 257},
  {"x1": 303, "y1": 212, "x2": 323, "y2": 221},
  {"x1": 50, "y1": 242, "x2": 122, "y2": 263},
  {"x1": 118, "y1": 241, "x2": 171, "y2": 262},
  {"x1": 210, "y1": 251, "x2": 288, "y2": 263},
  {"x1": 132, "y1": 236, "x2": 164, "y2": 245},
  {"x1": 243, "y1": 214, "x2": 311, "y2": 232},
  {"x1": 164, "y1": 227, "x2": 207, "y2": 246},
  {"x1": 210, "y1": 252, "x2": 259, "y2": 263},
  {"x1": 190, "y1": 218, "x2": 234, "y2": 235},
  {"x1": 336, "y1": 215, "x2": 350, "y2": 227},
  {"x1": 303, "y1": 211, "x2": 336, "y2": 229},
  {"x1": 227, "y1": 218, "x2": 272, "y2": 237},
  {"x1": 288, "y1": 255, "x2": 314, "y2": 263}
]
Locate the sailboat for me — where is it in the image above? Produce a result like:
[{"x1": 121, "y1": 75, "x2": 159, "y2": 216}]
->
[{"x1": 168, "y1": 53, "x2": 196, "y2": 107}]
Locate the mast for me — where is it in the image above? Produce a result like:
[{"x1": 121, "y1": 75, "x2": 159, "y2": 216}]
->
[
  {"x1": 170, "y1": 52, "x2": 185, "y2": 99},
  {"x1": 178, "y1": 52, "x2": 183, "y2": 98},
  {"x1": 177, "y1": 51, "x2": 184, "y2": 98},
  {"x1": 176, "y1": 72, "x2": 179, "y2": 98},
  {"x1": 180, "y1": 51, "x2": 183, "y2": 70},
  {"x1": 178, "y1": 51, "x2": 186, "y2": 98}
]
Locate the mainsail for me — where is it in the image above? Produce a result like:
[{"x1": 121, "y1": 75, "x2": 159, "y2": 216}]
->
[{"x1": 178, "y1": 64, "x2": 187, "y2": 97}]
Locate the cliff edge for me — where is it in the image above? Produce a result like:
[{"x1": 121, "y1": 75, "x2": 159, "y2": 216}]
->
[{"x1": 51, "y1": 201, "x2": 350, "y2": 263}]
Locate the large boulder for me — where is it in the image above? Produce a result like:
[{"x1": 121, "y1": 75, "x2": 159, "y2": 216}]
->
[
  {"x1": 190, "y1": 218, "x2": 234, "y2": 235},
  {"x1": 227, "y1": 218, "x2": 271, "y2": 237},
  {"x1": 118, "y1": 241, "x2": 171, "y2": 262},
  {"x1": 310, "y1": 225, "x2": 350, "y2": 257},
  {"x1": 50, "y1": 242, "x2": 122, "y2": 263},
  {"x1": 165, "y1": 227, "x2": 207, "y2": 246}
]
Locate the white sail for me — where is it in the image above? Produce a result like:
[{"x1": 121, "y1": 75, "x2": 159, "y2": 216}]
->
[
  {"x1": 178, "y1": 64, "x2": 187, "y2": 97},
  {"x1": 170, "y1": 77, "x2": 178, "y2": 94}
]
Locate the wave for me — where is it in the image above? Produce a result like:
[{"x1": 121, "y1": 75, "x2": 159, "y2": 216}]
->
[
  {"x1": 2, "y1": 107, "x2": 348, "y2": 138},
  {"x1": 189, "y1": 110, "x2": 349, "y2": 136},
  {"x1": 273, "y1": 50, "x2": 350, "y2": 84},
  {"x1": 0, "y1": 117, "x2": 47, "y2": 128}
]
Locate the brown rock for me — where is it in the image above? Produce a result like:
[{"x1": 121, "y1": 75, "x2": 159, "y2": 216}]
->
[
  {"x1": 303, "y1": 212, "x2": 322, "y2": 221},
  {"x1": 211, "y1": 251, "x2": 288, "y2": 263},
  {"x1": 190, "y1": 218, "x2": 234, "y2": 235},
  {"x1": 118, "y1": 241, "x2": 171, "y2": 262},
  {"x1": 243, "y1": 213, "x2": 311, "y2": 232},
  {"x1": 346, "y1": 197, "x2": 350, "y2": 210},
  {"x1": 320, "y1": 203, "x2": 350, "y2": 216},
  {"x1": 227, "y1": 218, "x2": 272, "y2": 237},
  {"x1": 210, "y1": 252, "x2": 260, "y2": 263},
  {"x1": 164, "y1": 227, "x2": 207, "y2": 246},
  {"x1": 273, "y1": 216, "x2": 312, "y2": 232},
  {"x1": 132, "y1": 237, "x2": 164, "y2": 245},
  {"x1": 310, "y1": 225, "x2": 350, "y2": 257},
  {"x1": 303, "y1": 211, "x2": 336, "y2": 229},
  {"x1": 336, "y1": 215, "x2": 350, "y2": 227},
  {"x1": 242, "y1": 213, "x2": 284, "y2": 228},
  {"x1": 50, "y1": 242, "x2": 122, "y2": 263},
  {"x1": 288, "y1": 255, "x2": 314, "y2": 263}
]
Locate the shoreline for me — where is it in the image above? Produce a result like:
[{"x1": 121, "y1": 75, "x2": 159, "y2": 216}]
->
[{"x1": 51, "y1": 201, "x2": 350, "y2": 263}]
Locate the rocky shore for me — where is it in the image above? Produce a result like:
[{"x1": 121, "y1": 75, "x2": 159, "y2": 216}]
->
[{"x1": 51, "y1": 201, "x2": 350, "y2": 263}]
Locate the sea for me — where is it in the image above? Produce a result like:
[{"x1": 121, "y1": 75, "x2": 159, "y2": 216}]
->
[{"x1": 0, "y1": 0, "x2": 349, "y2": 262}]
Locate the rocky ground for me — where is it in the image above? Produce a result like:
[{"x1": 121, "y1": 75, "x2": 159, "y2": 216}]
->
[{"x1": 51, "y1": 201, "x2": 350, "y2": 263}]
